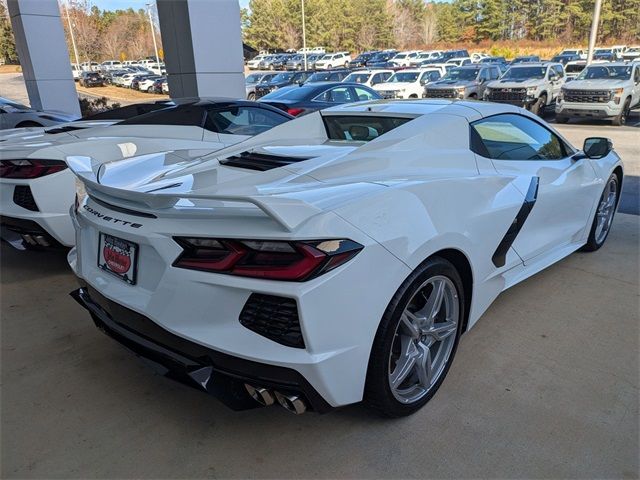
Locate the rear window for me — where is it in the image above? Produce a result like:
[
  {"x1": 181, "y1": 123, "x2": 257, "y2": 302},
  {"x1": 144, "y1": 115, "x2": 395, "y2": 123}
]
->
[
  {"x1": 83, "y1": 102, "x2": 172, "y2": 120},
  {"x1": 323, "y1": 115, "x2": 413, "y2": 142},
  {"x1": 116, "y1": 105, "x2": 205, "y2": 127},
  {"x1": 204, "y1": 106, "x2": 290, "y2": 135}
]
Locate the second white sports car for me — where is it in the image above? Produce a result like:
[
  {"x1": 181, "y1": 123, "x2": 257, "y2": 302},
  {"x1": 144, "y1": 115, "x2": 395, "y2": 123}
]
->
[
  {"x1": 67, "y1": 99, "x2": 622, "y2": 417},
  {"x1": 0, "y1": 99, "x2": 293, "y2": 249}
]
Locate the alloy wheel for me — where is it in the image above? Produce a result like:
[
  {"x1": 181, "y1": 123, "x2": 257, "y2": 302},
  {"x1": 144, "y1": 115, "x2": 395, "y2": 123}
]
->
[
  {"x1": 594, "y1": 176, "x2": 618, "y2": 244},
  {"x1": 388, "y1": 275, "x2": 459, "y2": 404}
]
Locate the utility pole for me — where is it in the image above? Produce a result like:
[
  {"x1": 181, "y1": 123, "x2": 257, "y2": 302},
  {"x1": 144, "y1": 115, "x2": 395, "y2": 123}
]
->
[
  {"x1": 146, "y1": 3, "x2": 161, "y2": 69},
  {"x1": 65, "y1": 0, "x2": 81, "y2": 69},
  {"x1": 301, "y1": 0, "x2": 307, "y2": 70},
  {"x1": 586, "y1": 0, "x2": 602, "y2": 65}
]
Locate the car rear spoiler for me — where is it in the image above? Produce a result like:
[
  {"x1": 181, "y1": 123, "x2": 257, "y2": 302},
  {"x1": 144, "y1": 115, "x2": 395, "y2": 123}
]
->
[{"x1": 69, "y1": 159, "x2": 322, "y2": 233}]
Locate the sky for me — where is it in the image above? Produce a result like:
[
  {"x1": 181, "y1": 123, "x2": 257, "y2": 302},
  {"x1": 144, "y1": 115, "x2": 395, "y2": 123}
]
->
[{"x1": 90, "y1": 0, "x2": 250, "y2": 11}]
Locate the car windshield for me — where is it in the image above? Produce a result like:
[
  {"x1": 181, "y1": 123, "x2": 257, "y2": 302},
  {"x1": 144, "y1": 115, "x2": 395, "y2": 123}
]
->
[
  {"x1": 594, "y1": 49, "x2": 612, "y2": 54},
  {"x1": 324, "y1": 115, "x2": 413, "y2": 142},
  {"x1": 593, "y1": 53, "x2": 613, "y2": 60},
  {"x1": 370, "y1": 53, "x2": 392, "y2": 62},
  {"x1": 271, "y1": 73, "x2": 295, "y2": 82},
  {"x1": 320, "y1": 54, "x2": 333, "y2": 60},
  {"x1": 566, "y1": 64, "x2": 585, "y2": 73},
  {"x1": 577, "y1": 65, "x2": 632, "y2": 80},
  {"x1": 343, "y1": 73, "x2": 371, "y2": 83},
  {"x1": 394, "y1": 54, "x2": 407, "y2": 59},
  {"x1": 562, "y1": 50, "x2": 578, "y2": 55},
  {"x1": 502, "y1": 66, "x2": 546, "y2": 79},
  {"x1": 627, "y1": 47, "x2": 640, "y2": 53},
  {"x1": 389, "y1": 72, "x2": 419, "y2": 83},
  {"x1": 443, "y1": 68, "x2": 479, "y2": 81}
]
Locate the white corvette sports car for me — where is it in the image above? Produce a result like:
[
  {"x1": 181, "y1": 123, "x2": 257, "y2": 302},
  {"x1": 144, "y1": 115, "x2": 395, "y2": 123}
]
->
[
  {"x1": 0, "y1": 99, "x2": 293, "y2": 249},
  {"x1": 67, "y1": 99, "x2": 623, "y2": 417}
]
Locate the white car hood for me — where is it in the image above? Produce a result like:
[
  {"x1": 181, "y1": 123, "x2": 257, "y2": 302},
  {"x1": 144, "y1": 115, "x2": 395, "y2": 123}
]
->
[
  {"x1": 564, "y1": 79, "x2": 627, "y2": 89},
  {"x1": 488, "y1": 78, "x2": 544, "y2": 89}
]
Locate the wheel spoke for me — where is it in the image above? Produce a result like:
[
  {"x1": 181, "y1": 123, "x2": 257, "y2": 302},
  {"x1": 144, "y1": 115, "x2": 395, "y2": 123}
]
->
[
  {"x1": 416, "y1": 342, "x2": 433, "y2": 388},
  {"x1": 400, "y1": 312, "x2": 421, "y2": 339},
  {"x1": 390, "y1": 336, "x2": 418, "y2": 389},
  {"x1": 422, "y1": 279, "x2": 445, "y2": 322},
  {"x1": 425, "y1": 320, "x2": 457, "y2": 341}
]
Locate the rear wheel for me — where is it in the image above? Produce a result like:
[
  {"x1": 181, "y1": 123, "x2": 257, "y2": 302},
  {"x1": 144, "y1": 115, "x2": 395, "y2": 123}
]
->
[
  {"x1": 612, "y1": 98, "x2": 630, "y2": 126},
  {"x1": 582, "y1": 173, "x2": 619, "y2": 251},
  {"x1": 147, "y1": 86, "x2": 154, "y2": 93},
  {"x1": 365, "y1": 257, "x2": 464, "y2": 417},
  {"x1": 247, "y1": 92, "x2": 256, "y2": 101}
]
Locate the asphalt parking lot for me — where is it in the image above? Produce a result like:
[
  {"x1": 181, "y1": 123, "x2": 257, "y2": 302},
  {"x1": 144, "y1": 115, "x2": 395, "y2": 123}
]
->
[{"x1": 1, "y1": 79, "x2": 639, "y2": 478}]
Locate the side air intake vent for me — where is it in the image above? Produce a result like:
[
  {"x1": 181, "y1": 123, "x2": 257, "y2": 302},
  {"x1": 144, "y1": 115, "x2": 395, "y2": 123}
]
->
[
  {"x1": 13, "y1": 186, "x2": 38, "y2": 211},
  {"x1": 239, "y1": 294, "x2": 305, "y2": 348},
  {"x1": 220, "y1": 151, "x2": 311, "y2": 172}
]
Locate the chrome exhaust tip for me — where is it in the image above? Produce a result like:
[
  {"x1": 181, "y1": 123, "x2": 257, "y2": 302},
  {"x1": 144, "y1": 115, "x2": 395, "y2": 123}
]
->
[
  {"x1": 274, "y1": 391, "x2": 307, "y2": 415},
  {"x1": 33, "y1": 235, "x2": 50, "y2": 247},
  {"x1": 244, "y1": 384, "x2": 275, "y2": 406},
  {"x1": 21, "y1": 234, "x2": 37, "y2": 245}
]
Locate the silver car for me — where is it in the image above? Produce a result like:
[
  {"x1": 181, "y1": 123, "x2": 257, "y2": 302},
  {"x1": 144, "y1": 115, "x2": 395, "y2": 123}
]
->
[{"x1": 0, "y1": 97, "x2": 78, "y2": 130}]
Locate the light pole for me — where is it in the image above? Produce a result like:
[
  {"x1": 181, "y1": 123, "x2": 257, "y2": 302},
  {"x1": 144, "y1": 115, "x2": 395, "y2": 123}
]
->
[
  {"x1": 65, "y1": 0, "x2": 81, "y2": 70},
  {"x1": 586, "y1": 0, "x2": 603, "y2": 65},
  {"x1": 146, "y1": 3, "x2": 160, "y2": 69},
  {"x1": 301, "y1": 0, "x2": 307, "y2": 70}
]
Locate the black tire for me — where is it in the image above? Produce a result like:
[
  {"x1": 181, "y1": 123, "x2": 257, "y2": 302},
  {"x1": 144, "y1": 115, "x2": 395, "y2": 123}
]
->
[
  {"x1": 409, "y1": 94, "x2": 418, "y2": 99},
  {"x1": 468, "y1": 93, "x2": 477, "y2": 100},
  {"x1": 531, "y1": 94, "x2": 546, "y2": 117},
  {"x1": 147, "y1": 86, "x2": 154, "y2": 93},
  {"x1": 555, "y1": 115, "x2": 569, "y2": 124},
  {"x1": 247, "y1": 92, "x2": 256, "y2": 101},
  {"x1": 581, "y1": 172, "x2": 620, "y2": 252},
  {"x1": 15, "y1": 121, "x2": 42, "y2": 128},
  {"x1": 364, "y1": 256, "x2": 465, "y2": 417},
  {"x1": 612, "y1": 98, "x2": 631, "y2": 126}
]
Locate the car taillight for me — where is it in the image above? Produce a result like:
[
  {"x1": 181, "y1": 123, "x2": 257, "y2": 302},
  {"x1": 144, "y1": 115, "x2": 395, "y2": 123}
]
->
[
  {"x1": 286, "y1": 108, "x2": 305, "y2": 116},
  {"x1": 173, "y1": 238, "x2": 363, "y2": 281},
  {"x1": 0, "y1": 159, "x2": 67, "y2": 179}
]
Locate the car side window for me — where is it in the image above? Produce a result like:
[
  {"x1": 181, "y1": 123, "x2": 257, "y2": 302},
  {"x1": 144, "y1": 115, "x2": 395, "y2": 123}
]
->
[
  {"x1": 371, "y1": 73, "x2": 382, "y2": 84},
  {"x1": 470, "y1": 113, "x2": 570, "y2": 161},
  {"x1": 634, "y1": 67, "x2": 640, "y2": 83},
  {"x1": 490, "y1": 67, "x2": 500, "y2": 79},
  {"x1": 316, "y1": 86, "x2": 355, "y2": 103},
  {"x1": 353, "y1": 87, "x2": 376, "y2": 101},
  {"x1": 204, "y1": 106, "x2": 289, "y2": 135},
  {"x1": 553, "y1": 65, "x2": 565, "y2": 78}
]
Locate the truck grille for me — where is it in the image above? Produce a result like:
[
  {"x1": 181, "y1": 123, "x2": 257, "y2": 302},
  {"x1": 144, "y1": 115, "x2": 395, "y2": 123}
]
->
[
  {"x1": 487, "y1": 88, "x2": 527, "y2": 102},
  {"x1": 425, "y1": 88, "x2": 457, "y2": 98},
  {"x1": 563, "y1": 89, "x2": 610, "y2": 103}
]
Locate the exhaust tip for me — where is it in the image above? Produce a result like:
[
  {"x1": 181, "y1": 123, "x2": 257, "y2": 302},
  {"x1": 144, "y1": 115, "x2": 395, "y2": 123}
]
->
[
  {"x1": 22, "y1": 234, "x2": 37, "y2": 245},
  {"x1": 34, "y1": 235, "x2": 50, "y2": 247},
  {"x1": 244, "y1": 384, "x2": 275, "y2": 406},
  {"x1": 274, "y1": 391, "x2": 307, "y2": 415}
]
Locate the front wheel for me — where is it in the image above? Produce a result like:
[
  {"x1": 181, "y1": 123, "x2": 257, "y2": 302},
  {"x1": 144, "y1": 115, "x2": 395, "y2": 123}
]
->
[
  {"x1": 612, "y1": 98, "x2": 630, "y2": 126},
  {"x1": 365, "y1": 257, "x2": 464, "y2": 417},
  {"x1": 581, "y1": 173, "x2": 619, "y2": 252},
  {"x1": 247, "y1": 92, "x2": 256, "y2": 101},
  {"x1": 530, "y1": 94, "x2": 546, "y2": 117}
]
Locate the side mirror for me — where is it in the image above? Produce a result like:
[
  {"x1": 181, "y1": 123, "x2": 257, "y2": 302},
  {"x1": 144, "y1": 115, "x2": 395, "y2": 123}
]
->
[{"x1": 580, "y1": 137, "x2": 613, "y2": 159}]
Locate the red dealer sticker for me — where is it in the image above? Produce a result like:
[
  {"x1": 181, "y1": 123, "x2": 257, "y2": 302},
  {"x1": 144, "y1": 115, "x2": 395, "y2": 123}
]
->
[{"x1": 98, "y1": 233, "x2": 138, "y2": 285}]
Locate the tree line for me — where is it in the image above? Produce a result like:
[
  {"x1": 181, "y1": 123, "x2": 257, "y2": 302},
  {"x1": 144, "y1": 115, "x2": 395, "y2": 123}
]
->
[
  {"x1": 0, "y1": 0, "x2": 163, "y2": 65},
  {"x1": 243, "y1": 0, "x2": 640, "y2": 52}
]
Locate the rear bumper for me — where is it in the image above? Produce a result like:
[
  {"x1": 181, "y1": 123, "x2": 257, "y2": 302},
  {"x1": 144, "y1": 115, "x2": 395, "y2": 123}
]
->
[
  {"x1": 71, "y1": 282, "x2": 334, "y2": 413},
  {"x1": 1, "y1": 215, "x2": 66, "y2": 249}
]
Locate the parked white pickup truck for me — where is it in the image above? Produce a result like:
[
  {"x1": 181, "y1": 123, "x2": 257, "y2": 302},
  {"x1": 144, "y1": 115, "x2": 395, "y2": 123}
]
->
[
  {"x1": 373, "y1": 68, "x2": 443, "y2": 99},
  {"x1": 556, "y1": 61, "x2": 640, "y2": 126}
]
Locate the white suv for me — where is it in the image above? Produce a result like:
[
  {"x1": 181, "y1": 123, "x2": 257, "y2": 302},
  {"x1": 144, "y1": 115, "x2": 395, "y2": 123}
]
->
[
  {"x1": 373, "y1": 68, "x2": 442, "y2": 99},
  {"x1": 314, "y1": 52, "x2": 352, "y2": 70},
  {"x1": 342, "y1": 69, "x2": 394, "y2": 87},
  {"x1": 389, "y1": 51, "x2": 422, "y2": 68}
]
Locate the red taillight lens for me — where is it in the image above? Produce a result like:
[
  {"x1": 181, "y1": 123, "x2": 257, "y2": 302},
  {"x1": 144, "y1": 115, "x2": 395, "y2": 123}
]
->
[
  {"x1": 173, "y1": 238, "x2": 363, "y2": 281},
  {"x1": 0, "y1": 159, "x2": 67, "y2": 179},
  {"x1": 286, "y1": 107, "x2": 305, "y2": 116}
]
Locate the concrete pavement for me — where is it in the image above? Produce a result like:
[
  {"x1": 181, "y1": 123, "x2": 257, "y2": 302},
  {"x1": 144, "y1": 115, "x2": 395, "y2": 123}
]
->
[{"x1": 1, "y1": 213, "x2": 638, "y2": 478}]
